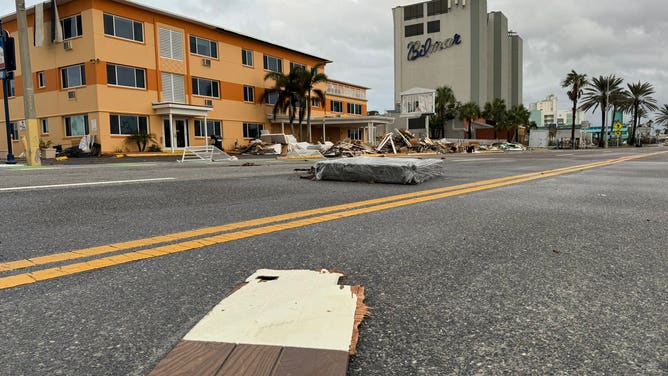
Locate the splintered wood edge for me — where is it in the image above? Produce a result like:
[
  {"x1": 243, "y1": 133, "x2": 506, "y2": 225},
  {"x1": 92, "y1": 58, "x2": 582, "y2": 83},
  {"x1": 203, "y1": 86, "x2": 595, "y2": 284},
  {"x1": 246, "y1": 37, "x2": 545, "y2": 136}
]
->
[{"x1": 349, "y1": 285, "x2": 369, "y2": 356}]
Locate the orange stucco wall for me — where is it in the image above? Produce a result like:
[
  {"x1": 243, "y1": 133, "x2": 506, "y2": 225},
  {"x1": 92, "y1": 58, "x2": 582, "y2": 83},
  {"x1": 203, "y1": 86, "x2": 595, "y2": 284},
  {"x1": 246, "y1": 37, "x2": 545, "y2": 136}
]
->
[{"x1": 0, "y1": 0, "x2": 369, "y2": 155}]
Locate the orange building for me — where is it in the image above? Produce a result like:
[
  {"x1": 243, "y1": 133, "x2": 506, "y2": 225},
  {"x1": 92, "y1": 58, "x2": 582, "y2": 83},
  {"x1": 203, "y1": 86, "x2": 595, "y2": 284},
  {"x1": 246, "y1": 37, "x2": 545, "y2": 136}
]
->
[{"x1": 0, "y1": 0, "x2": 392, "y2": 156}]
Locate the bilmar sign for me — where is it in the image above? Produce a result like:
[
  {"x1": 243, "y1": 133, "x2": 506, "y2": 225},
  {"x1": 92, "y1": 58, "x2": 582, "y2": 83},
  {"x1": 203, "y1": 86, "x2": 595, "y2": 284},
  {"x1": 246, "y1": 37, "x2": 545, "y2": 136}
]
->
[{"x1": 407, "y1": 34, "x2": 462, "y2": 61}]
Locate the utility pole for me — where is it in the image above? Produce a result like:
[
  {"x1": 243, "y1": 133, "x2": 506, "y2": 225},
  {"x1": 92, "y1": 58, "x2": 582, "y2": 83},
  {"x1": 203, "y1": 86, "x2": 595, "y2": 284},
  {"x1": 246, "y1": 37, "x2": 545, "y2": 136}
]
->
[
  {"x1": 1, "y1": 20, "x2": 17, "y2": 164},
  {"x1": 15, "y1": 0, "x2": 40, "y2": 165}
]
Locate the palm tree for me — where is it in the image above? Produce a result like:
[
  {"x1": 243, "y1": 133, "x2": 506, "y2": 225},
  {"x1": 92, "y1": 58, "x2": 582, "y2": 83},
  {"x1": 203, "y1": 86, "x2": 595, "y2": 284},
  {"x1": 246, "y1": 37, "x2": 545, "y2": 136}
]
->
[
  {"x1": 458, "y1": 102, "x2": 481, "y2": 139},
  {"x1": 622, "y1": 82, "x2": 658, "y2": 145},
  {"x1": 580, "y1": 75, "x2": 624, "y2": 148},
  {"x1": 294, "y1": 63, "x2": 327, "y2": 143},
  {"x1": 432, "y1": 86, "x2": 458, "y2": 138},
  {"x1": 263, "y1": 69, "x2": 303, "y2": 139},
  {"x1": 656, "y1": 104, "x2": 668, "y2": 131},
  {"x1": 482, "y1": 98, "x2": 507, "y2": 139},
  {"x1": 506, "y1": 104, "x2": 531, "y2": 142},
  {"x1": 124, "y1": 131, "x2": 157, "y2": 152},
  {"x1": 561, "y1": 70, "x2": 588, "y2": 149}
]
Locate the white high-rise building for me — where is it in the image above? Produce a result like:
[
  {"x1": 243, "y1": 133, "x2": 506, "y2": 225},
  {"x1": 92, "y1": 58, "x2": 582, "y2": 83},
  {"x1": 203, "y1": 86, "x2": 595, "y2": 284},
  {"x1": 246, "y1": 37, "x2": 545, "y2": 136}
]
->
[{"x1": 393, "y1": 0, "x2": 523, "y2": 108}]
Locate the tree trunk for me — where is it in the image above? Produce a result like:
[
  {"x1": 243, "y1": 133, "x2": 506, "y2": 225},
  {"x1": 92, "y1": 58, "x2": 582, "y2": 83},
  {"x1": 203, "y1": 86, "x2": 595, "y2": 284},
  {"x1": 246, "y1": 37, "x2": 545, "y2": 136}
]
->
[
  {"x1": 630, "y1": 106, "x2": 638, "y2": 145},
  {"x1": 599, "y1": 110, "x2": 606, "y2": 148},
  {"x1": 306, "y1": 93, "x2": 312, "y2": 143}
]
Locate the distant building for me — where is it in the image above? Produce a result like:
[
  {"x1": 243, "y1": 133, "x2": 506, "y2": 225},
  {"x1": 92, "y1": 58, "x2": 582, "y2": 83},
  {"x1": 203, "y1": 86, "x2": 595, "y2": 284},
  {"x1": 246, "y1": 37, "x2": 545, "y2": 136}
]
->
[
  {"x1": 393, "y1": 0, "x2": 523, "y2": 108},
  {"x1": 392, "y1": 0, "x2": 523, "y2": 139},
  {"x1": 529, "y1": 95, "x2": 585, "y2": 128}
]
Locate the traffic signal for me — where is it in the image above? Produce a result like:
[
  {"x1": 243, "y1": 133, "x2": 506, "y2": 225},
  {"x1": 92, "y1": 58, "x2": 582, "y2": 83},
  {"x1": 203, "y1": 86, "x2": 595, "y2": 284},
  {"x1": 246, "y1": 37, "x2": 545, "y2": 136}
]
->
[{"x1": 2, "y1": 32, "x2": 16, "y2": 72}]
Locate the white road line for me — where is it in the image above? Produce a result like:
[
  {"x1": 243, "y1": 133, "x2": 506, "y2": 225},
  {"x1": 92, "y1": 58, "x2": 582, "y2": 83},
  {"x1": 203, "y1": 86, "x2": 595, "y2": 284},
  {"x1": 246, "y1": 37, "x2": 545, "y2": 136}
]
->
[
  {"x1": 449, "y1": 158, "x2": 498, "y2": 162},
  {"x1": 0, "y1": 177, "x2": 176, "y2": 192}
]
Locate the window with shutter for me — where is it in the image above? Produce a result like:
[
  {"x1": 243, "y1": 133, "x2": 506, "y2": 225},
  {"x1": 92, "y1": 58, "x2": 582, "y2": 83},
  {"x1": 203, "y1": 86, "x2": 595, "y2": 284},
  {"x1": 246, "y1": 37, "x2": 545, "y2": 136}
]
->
[
  {"x1": 159, "y1": 27, "x2": 183, "y2": 60},
  {"x1": 161, "y1": 72, "x2": 185, "y2": 103}
]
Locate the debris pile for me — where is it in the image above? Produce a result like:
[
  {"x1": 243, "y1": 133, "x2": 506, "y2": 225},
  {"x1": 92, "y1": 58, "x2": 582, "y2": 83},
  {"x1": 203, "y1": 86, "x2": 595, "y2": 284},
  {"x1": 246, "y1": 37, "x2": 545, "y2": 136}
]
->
[
  {"x1": 322, "y1": 139, "x2": 377, "y2": 157},
  {"x1": 479, "y1": 142, "x2": 527, "y2": 152},
  {"x1": 234, "y1": 139, "x2": 281, "y2": 155},
  {"x1": 234, "y1": 131, "x2": 527, "y2": 157}
]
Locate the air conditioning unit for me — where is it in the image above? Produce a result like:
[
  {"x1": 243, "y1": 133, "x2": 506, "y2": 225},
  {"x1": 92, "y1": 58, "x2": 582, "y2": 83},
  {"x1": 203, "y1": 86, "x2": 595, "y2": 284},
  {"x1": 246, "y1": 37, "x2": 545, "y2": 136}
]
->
[
  {"x1": 202, "y1": 58, "x2": 211, "y2": 67},
  {"x1": 67, "y1": 91, "x2": 76, "y2": 99},
  {"x1": 63, "y1": 41, "x2": 72, "y2": 51},
  {"x1": 204, "y1": 99, "x2": 213, "y2": 107}
]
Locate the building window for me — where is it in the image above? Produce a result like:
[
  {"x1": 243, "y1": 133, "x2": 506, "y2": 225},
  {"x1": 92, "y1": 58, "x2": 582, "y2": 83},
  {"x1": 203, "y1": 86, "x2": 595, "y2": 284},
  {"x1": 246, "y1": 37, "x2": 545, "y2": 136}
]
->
[
  {"x1": 65, "y1": 114, "x2": 89, "y2": 137},
  {"x1": 61, "y1": 14, "x2": 82, "y2": 40},
  {"x1": 347, "y1": 103, "x2": 362, "y2": 115},
  {"x1": 348, "y1": 128, "x2": 361, "y2": 140},
  {"x1": 41, "y1": 118, "x2": 49, "y2": 134},
  {"x1": 427, "y1": 0, "x2": 448, "y2": 16},
  {"x1": 110, "y1": 114, "x2": 148, "y2": 135},
  {"x1": 404, "y1": 4, "x2": 424, "y2": 21},
  {"x1": 10, "y1": 122, "x2": 19, "y2": 141},
  {"x1": 263, "y1": 55, "x2": 283, "y2": 73},
  {"x1": 331, "y1": 100, "x2": 343, "y2": 113},
  {"x1": 159, "y1": 27, "x2": 183, "y2": 60},
  {"x1": 189, "y1": 35, "x2": 218, "y2": 58},
  {"x1": 312, "y1": 98, "x2": 320, "y2": 107},
  {"x1": 194, "y1": 119, "x2": 222, "y2": 137},
  {"x1": 192, "y1": 77, "x2": 220, "y2": 98},
  {"x1": 37, "y1": 71, "x2": 46, "y2": 88},
  {"x1": 265, "y1": 91, "x2": 279, "y2": 105},
  {"x1": 61, "y1": 64, "x2": 86, "y2": 89},
  {"x1": 242, "y1": 49, "x2": 253, "y2": 67},
  {"x1": 405, "y1": 23, "x2": 424, "y2": 37},
  {"x1": 161, "y1": 72, "x2": 185, "y2": 102},
  {"x1": 103, "y1": 13, "x2": 143, "y2": 42},
  {"x1": 7, "y1": 77, "x2": 15, "y2": 97},
  {"x1": 427, "y1": 20, "x2": 440, "y2": 34},
  {"x1": 243, "y1": 85, "x2": 255, "y2": 102},
  {"x1": 290, "y1": 62, "x2": 305, "y2": 72},
  {"x1": 243, "y1": 123, "x2": 263, "y2": 139},
  {"x1": 106, "y1": 63, "x2": 146, "y2": 89}
]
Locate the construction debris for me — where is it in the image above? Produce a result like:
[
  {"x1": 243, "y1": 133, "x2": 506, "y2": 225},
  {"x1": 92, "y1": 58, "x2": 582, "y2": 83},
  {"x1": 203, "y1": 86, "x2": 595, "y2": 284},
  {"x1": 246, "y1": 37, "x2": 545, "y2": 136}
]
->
[
  {"x1": 235, "y1": 131, "x2": 527, "y2": 158},
  {"x1": 233, "y1": 139, "x2": 282, "y2": 155},
  {"x1": 314, "y1": 156, "x2": 445, "y2": 185},
  {"x1": 321, "y1": 139, "x2": 377, "y2": 157},
  {"x1": 150, "y1": 269, "x2": 368, "y2": 376}
]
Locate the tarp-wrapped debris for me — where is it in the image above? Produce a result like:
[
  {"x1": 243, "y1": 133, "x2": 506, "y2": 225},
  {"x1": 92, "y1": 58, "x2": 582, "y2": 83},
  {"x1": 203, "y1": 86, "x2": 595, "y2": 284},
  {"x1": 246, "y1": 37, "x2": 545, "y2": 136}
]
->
[{"x1": 314, "y1": 156, "x2": 445, "y2": 185}]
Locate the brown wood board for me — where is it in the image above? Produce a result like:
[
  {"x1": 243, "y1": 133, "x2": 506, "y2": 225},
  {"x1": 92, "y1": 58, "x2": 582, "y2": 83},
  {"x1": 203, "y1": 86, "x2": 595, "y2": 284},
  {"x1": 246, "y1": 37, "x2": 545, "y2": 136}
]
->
[{"x1": 149, "y1": 341, "x2": 235, "y2": 376}]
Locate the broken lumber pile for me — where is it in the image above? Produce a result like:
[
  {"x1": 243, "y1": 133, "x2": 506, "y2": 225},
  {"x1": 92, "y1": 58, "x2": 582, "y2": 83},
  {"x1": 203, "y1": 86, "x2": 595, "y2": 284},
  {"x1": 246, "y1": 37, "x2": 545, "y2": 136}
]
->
[
  {"x1": 234, "y1": 139, "x2": 281, "y2": 155},
  {"x1": 322, "y1": 139, "x2": 377, "y2": 157}
]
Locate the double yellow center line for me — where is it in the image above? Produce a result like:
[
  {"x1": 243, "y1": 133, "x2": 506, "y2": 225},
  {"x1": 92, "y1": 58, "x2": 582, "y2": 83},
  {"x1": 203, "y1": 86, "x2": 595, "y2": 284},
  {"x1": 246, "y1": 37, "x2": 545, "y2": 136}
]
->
[{"x1": 1, "y1": 152, "x2": 664, "y2": 290}]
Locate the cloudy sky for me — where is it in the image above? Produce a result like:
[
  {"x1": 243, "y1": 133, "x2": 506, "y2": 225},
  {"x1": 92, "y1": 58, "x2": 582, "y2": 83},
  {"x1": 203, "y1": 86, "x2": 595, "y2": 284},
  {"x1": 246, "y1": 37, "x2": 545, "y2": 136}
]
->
[{"x1": 3, "y1": 0, "x2": 668, "y2": 125}]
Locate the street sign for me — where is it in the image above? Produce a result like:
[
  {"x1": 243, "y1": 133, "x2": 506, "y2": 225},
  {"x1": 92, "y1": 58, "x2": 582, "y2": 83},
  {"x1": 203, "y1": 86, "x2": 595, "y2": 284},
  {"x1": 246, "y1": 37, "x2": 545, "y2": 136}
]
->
[
  {"x1": 615, "y1": 130, "x2": 622, "y2": 137},
  {"x1": 613, "y1": 121, "x2": 623, "y2": 130}
]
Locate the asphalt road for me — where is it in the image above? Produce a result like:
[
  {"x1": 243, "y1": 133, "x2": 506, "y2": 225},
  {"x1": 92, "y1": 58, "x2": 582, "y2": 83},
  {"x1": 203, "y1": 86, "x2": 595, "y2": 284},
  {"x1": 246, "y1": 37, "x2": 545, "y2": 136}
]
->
[{"x1": 0, "y1": 148, "x2": 666, "y2": 375}]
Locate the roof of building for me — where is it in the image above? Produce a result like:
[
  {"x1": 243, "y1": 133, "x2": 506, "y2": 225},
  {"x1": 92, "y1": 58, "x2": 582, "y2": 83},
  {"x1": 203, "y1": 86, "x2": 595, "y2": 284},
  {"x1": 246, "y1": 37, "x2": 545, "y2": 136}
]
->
[
  {"x1": 400, "y1": 87, "x2": 436, "y2": 95},
  {"x1": 1, "y1": 0, "x2": 332, "y2": 64},
  {"x1": 327, "y1": 79, "x2": 370, "y2": 90}
]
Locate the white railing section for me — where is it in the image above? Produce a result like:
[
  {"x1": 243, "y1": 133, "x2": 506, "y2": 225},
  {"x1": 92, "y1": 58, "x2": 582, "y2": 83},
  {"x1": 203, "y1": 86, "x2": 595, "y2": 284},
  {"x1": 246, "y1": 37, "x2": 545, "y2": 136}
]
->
[{"x1": 178, "y1": 145, "x2": 237, "y2": 162}]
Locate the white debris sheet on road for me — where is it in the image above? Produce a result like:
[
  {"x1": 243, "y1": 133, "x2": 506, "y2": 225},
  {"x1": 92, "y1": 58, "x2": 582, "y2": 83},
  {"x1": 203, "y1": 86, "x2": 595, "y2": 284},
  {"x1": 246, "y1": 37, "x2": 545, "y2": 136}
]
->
[{"x1": 314, "y1": 156, "x2": 445, "y2": 184}]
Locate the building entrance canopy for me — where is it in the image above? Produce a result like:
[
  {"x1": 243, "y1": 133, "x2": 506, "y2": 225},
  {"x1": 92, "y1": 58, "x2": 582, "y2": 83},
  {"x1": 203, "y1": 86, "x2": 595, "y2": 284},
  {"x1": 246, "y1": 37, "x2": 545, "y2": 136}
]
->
[{"x1": 153, "y1": 102, "x2": 212, "y2": 152}]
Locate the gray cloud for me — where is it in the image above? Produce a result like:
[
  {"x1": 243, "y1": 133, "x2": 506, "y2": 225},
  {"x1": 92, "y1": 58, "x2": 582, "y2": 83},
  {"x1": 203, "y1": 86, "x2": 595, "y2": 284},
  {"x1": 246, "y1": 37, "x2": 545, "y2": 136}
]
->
[{"x1": 4, "y1": 0, "x2": 668, "y2": 124}]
